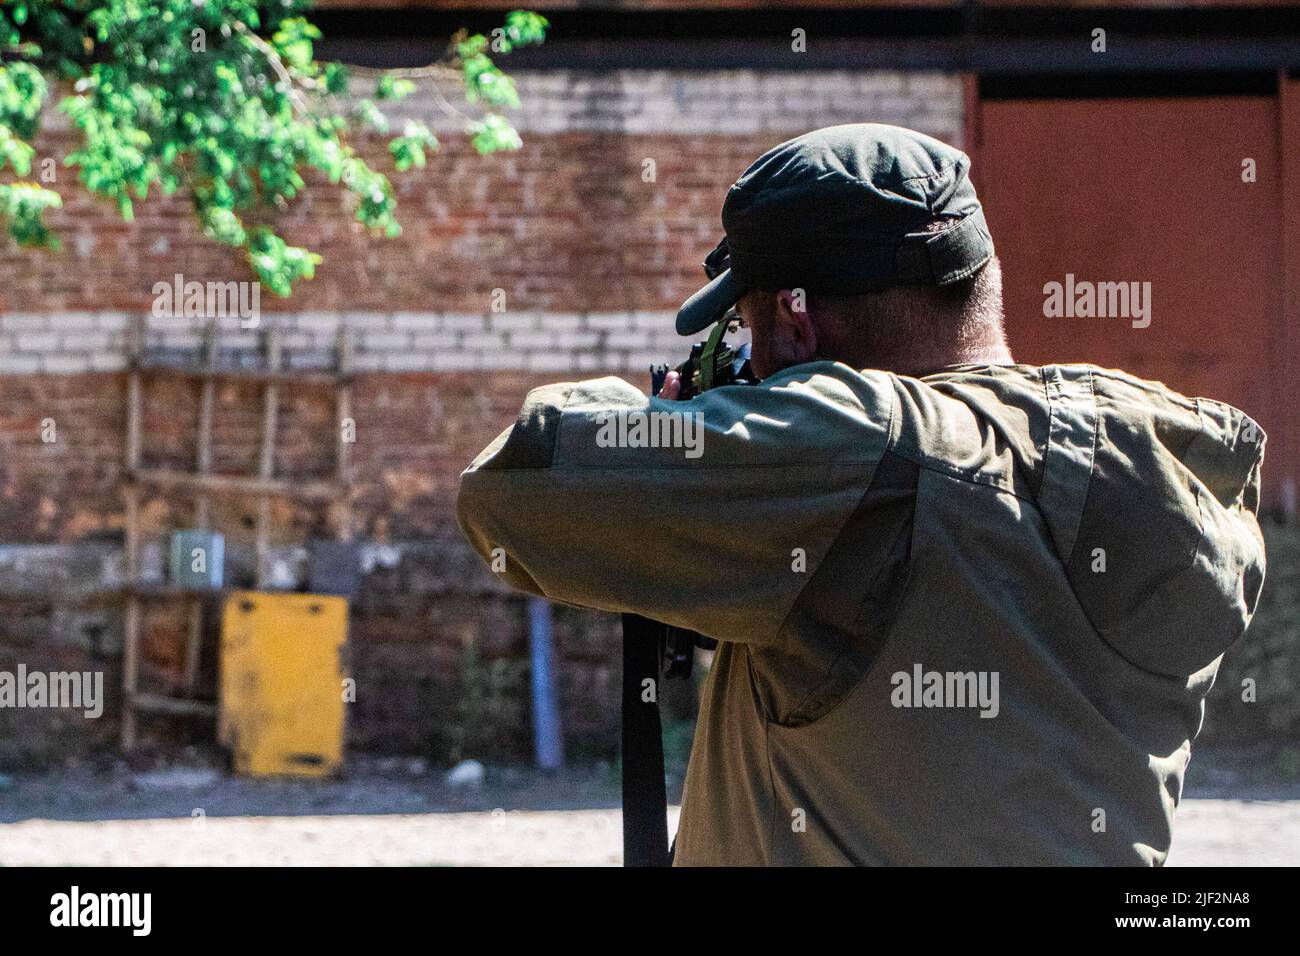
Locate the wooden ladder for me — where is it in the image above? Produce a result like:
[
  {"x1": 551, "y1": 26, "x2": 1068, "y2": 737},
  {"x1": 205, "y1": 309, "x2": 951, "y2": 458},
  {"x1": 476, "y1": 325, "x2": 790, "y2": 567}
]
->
[{"x1": 119, "y1": 315, "x2": 354, "y2": 750}]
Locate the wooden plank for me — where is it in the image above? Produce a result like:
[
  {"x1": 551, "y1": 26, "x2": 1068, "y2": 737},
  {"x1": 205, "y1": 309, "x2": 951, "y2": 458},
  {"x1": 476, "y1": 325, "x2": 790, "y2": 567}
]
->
[
  {"x1": 79, "y1": 584, "x2": 227, "y2": 602},
  {"x1": 125, "y1": 316, "x2": 144, "y2": 472},
  {"x1": 121, "y1": 314, "x2": 145, "y2": 751},
  {"x1": 184, "y1": 321, "x2": 218, "y2": 696},
  {"x1": 128, "y1": 467, "x2": 345, "y2": 501},
  {"x1": 195, "y1": 319, "x2": 218, "y2": 525},
  {"x1": 121, "y1": 509, "x2": 141, "y2": 750},
  {"x1": 131, "y1": 692, "x2": 218, "y2": 718},
  {"x1": 135, "y1": 363, "x2": 346, "y2": 388},
  {"x1": 256, "y1": 327, "x2": 282, "y2": 589},
  {"x1": 336, "y1": 327, "x2": 354, "y2": 541}
]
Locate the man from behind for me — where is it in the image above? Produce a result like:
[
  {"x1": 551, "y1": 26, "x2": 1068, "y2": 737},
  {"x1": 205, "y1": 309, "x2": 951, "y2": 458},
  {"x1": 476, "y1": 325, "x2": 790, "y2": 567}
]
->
[{"x1": 458, "y1": 124, "x2": 1266, "y2": 865}]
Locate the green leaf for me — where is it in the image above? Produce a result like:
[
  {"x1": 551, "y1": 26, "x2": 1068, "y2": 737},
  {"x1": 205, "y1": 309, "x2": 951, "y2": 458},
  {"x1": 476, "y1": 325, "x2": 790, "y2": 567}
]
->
[
  {"x1": 376, "y1": 75, "x2": 415, "y2": 101},
  {"x1": 467, "y1": 114, "x2": 523, "y2": 154},
  {"x1": 0, "y1": 181, "x2": 63, "y2": 247},
  {"x1": 4, "y1": 3, "x2": 546, "y2": 295}
]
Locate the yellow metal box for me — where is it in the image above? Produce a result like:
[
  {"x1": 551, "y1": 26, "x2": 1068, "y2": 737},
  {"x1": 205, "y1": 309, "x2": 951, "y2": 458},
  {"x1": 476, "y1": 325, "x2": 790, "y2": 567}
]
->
[{"x1": 218, "y1": 591, "x2": 349, "y2": 778}]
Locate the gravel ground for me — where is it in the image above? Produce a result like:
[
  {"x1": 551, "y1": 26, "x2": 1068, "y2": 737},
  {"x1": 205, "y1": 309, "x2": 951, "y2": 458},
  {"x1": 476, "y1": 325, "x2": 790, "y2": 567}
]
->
[
  {"x1": 0, "y1": 755, "x2": 1295, "y2": 866},
  {"x1": 0, "y1": 801, "x2": 1297, "y2": 866}
]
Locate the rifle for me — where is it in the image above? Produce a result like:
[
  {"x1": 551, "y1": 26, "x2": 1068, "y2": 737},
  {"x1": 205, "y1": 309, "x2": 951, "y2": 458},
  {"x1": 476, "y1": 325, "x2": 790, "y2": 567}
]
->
[{"x1": 620, "y1": 319, "x2": 753, "y2": 867}]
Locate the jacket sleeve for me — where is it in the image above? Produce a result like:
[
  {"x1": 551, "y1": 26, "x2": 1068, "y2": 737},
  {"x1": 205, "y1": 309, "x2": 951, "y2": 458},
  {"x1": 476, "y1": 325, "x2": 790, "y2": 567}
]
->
[{"x1": 456, "y1": 361, "x2": 894, "y2": 644}]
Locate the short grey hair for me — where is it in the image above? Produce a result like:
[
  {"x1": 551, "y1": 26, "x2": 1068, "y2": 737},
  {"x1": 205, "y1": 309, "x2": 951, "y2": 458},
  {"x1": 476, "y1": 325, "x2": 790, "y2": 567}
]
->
[{"x1": 808, "y1": 220, "x2": 1006, "y2": 360}]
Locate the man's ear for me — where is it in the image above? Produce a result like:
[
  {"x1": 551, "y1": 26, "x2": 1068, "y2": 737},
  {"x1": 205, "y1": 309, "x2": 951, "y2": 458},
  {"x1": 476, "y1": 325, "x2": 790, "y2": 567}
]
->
[{"x1": 775, "y1": 288, "x2": 818, "y2": 361}]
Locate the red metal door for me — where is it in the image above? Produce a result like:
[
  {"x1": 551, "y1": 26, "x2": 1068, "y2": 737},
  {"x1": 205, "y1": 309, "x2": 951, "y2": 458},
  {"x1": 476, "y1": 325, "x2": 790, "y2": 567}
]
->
[{"x1": 973, "y1": 92, "x2": 1287, "y2": 504}]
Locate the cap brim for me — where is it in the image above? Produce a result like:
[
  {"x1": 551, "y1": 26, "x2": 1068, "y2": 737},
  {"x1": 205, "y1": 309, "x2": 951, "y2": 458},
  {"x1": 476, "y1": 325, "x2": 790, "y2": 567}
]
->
[{"x1": 676, "y1": 269, "x2": 744, "y2": 336}]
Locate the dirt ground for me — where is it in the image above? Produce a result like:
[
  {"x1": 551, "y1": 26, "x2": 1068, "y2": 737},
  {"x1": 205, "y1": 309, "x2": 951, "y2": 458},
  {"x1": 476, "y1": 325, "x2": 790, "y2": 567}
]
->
[{"x1": 0, "y1": 753, "x2": 1296, "y2": 866}]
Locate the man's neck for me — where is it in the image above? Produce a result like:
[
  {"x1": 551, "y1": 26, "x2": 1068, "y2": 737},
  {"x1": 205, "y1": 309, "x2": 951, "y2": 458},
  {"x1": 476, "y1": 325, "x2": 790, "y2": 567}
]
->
[
  {"x1": 868, "y1": 342, "x2": 1015, "y2": 378},
  {"x1": 906, "y1": 349, "x2": 1014, "y2": 376}
]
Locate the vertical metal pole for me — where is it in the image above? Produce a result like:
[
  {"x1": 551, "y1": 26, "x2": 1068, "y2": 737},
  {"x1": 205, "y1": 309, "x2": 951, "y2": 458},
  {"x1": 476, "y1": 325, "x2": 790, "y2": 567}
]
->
[
  {"x1": 121, "y1": 314, "x2": 145, "y2": 750},
  {"x1": 527, "y1": 597, "x2": 564, "y2": 771}
]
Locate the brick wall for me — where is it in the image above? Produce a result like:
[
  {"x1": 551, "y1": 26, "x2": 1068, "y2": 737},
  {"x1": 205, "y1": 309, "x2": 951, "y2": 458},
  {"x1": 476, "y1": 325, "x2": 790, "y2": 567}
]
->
[
  {"x1": 0, "y1": 70, "x2": 962, "y2": 315},
  {"x1": 0, "y1": 310, "x2": 694, "y2": 376},
  {"x1": 0, "y1": 366, "x2": 626, "y2": 764},
  {"x1": 0, "y1": 67, "x2": 963, "y2": 767}
]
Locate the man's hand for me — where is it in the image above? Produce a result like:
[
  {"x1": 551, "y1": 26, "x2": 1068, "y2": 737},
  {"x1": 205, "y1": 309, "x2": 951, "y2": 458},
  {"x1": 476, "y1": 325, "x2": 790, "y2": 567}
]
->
[{"x1": 658, "y1": 369, "x2": 683, "y2": 401}]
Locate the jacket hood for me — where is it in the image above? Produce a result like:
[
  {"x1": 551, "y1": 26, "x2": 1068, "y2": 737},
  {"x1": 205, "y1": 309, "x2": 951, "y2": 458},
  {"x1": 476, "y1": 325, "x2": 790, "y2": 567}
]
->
[{"x1": 1058, "y1": 369, "x2": 1266, "y2": 677}]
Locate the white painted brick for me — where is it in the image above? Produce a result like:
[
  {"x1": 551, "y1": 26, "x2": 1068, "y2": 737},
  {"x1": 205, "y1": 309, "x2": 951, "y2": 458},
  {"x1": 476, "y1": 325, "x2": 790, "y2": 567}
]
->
[
  {"x1": 90, "y1": 353, "x2": 128, "y2": 372},
  {"x1": 442, "y1": 313, "x2": 488, "y2": 332},
  {"x1": 460, "y1": 333, "x2": 505, "y2": 350},
  {"x1": 16, "y1": 333, "x2": 58, "y2": 352},
  {"x1": 586, "y1": 312, "x2": 636, "y2": 331},
  {"x1": 874, "y1": 96, "x2": 922, "y2": 117},
  {"x1": 480, "y1": 350, "x2": 529, "y2": 370},
  {"x1": 633, "y1": 311, "x2": 675, "y2": 330},
  {"x1": 62, "y1": 332, "x2": 111, "y2": 351},
  {"x1": 383, "y1": 353, "x2": 434, "y2": 372},
  {"x1": 556, "y1": 332, "x2": 600, "y2": 350},
  {"x1": 487, "y1": 312, "x2": 538, "y2": 332},
  {"x1": 714, "y1": 116, "x2": 760, "y2": 135},
  {"x1": 362, "y1": 331, "x2": 411, "y2": 351},
  {"x1": 623, "y1": 115, "x2": 659, "y2": 135},
  {"x1": 96, "y1": 312, "x2": 131, "y2": 332},
  {"x1": 431, "y1": 352, "x2": 479, "y2": 371},
  {"x1": 905, "y1": 73, "x2": 959, "y2": 96},
  {"x1": 41, "y1": 355, "x2": 89, "y2": 374},
  {"x1": 779, "y1": 96, "x2": 831, "y2": 114},
  {"x1": 411, "y1": 333, "x2": 460, "y2": 351},
  {"x1": 539, "y1": 313, "x2": 584, "y2": 332},
  {"x1": 509, "y1": 332, "x2": 557, "y2": 350},
  {"x1": 343, "y1": 312, "x2": 392, "y2": 331},
  {"x1": 278, "y1": 331, "x2": 315, "y2": 350},
  {"x1": 345, "y1": 69, "x2": 958, "y2": 139},
  {"x1": 147, "y1": 314, "x2": 196, "y2": 333},
  {"x1": 0, "y1": 354, "x2": 41, "y2": 373},
  {"x1": 606, "y1": 331, "x2": 650, "y2": 350},
  {"x1": 0, "y1": 314, "x2": 49, "y2": 332},
  {"x1": 527, "y1": 352, "x2": 574, "y2": 372},
  {"x1": 48, "y1": 314, "x2": 96, "y2": 332},
  {"x1": 391, "y1": 312, "x2": 442, "y2": 331},
  {"x1": 48, "y1": 312, "x2": 98, "y2": 331},
  {"x1": 649, "y1": 340, "x2": 686, "y2": 359},
  {"x1": 296, "y1": 312, "x2": 342, "y2": 333},
  {"x1": 912, "y1": 117, "x2": 962, "y2": 146},
  {"x1": 624, "y1": 351, "x2": 666, "y2": 371},
  {"x1": 863, "y1": 73, "x2": 909, "y2": 93},
  {"x1": 155, "y1": 332, "x2": 200, "y2": 351},
  {"x1": 524, "y1": 114, "x2": 567, "y2": 135},
  {"x1": 222, "y1": 333, "x2": 260, "y2": 351},
  {"x1": 223, "y1": 315, "x2": 263, "y2": 334}
]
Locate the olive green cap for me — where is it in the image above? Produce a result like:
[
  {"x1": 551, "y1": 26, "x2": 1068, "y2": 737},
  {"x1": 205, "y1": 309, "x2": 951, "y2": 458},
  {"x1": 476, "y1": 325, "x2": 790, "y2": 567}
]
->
[{"x1": 677, "y1": 123, "x2": 995, "y2": 335}]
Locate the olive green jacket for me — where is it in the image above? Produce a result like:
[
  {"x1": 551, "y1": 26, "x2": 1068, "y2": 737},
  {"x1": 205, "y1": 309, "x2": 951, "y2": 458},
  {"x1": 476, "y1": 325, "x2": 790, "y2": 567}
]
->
[{"x1": 457, "y1": 361, "x2": 1266, "y2": 865}]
